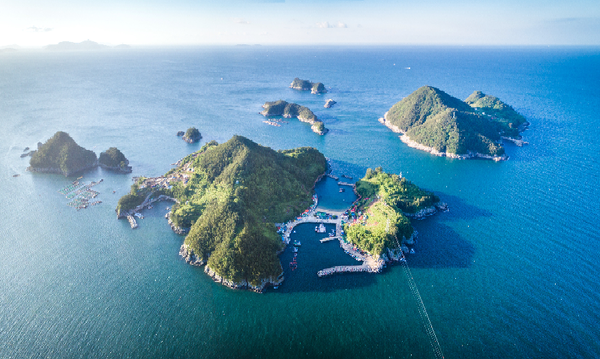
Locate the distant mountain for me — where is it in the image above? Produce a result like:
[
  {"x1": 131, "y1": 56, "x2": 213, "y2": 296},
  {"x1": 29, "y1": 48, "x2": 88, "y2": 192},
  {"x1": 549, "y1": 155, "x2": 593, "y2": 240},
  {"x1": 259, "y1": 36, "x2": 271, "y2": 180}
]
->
[{"x1": 45, "y1": 40, "x2": 130, "y2": 51}]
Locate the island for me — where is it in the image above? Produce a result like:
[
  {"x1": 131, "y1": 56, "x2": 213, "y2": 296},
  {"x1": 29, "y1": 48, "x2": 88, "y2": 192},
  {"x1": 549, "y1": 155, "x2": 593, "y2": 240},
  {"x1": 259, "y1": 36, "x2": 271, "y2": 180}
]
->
[
  {"x1": 344, "y1": 167, "x2": 447, "y2": 260},
  {"x1": 99, "y1": 147, "x2": 132, "y2": 173},
  {"x1": 261, "y1": 100, "x2": 328, "y2": 135},
  {"x1": 45, "y1": 40, "x2": 130, "y2": 51},
  {"x1": 182, "y1": 127, "x2": 202, "y2": 143},
  {"x1": 28, "y1": 131, "x2": 98, "y2": 176},
  {"x1": 290, "y1": 78, "x2": 327, "y2": 94},
  {"x1": 116, "y1": 135, "x2": 328, "y2": 292},
  {"x1": 379, "y1": 86, "x2": 529, "y2": 161},
  {"x1": 324, "y1": 99, "x2": 337, "y2": 108}
]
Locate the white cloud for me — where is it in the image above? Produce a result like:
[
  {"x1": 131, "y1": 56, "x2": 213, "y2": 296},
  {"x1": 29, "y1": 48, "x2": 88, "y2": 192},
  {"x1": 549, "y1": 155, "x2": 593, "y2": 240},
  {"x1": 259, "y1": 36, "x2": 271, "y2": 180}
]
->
[
  {"x1": 316, "y1": 21, "x2": 347, "y2": 28},
  {"x1": 233, "y1": 18, "x2": 250, "y2": 25},
  {"x1": 25, "y1": 26, "x2": 52, "y2": 32}
]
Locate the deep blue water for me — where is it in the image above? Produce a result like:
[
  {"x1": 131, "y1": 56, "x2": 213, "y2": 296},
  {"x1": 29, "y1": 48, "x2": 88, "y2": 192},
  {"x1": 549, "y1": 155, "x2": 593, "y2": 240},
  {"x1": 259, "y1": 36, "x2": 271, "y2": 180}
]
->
[{"x1": 1, "y1": 46, "x2": 600, "y2": 358}]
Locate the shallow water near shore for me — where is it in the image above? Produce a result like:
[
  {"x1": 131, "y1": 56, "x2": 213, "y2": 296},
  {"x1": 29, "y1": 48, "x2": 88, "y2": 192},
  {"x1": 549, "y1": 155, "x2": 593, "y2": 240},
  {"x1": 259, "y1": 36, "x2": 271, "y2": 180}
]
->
[{"x1": 1, "y1": 46, "x2": 600, "y2": 358}]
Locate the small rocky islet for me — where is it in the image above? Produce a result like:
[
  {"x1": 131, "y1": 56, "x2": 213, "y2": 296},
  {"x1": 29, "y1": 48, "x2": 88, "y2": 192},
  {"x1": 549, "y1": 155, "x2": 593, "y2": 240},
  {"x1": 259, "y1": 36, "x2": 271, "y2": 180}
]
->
[{"x1": 289, "y1": 77, "x2": 327, "y2": 94}]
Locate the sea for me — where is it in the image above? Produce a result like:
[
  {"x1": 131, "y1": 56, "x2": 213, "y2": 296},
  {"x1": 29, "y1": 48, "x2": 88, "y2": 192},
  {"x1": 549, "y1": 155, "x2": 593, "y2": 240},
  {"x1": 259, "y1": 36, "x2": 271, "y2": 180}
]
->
[{"x1": 1, "y1": 46, "x2": 599, "y2": 359}]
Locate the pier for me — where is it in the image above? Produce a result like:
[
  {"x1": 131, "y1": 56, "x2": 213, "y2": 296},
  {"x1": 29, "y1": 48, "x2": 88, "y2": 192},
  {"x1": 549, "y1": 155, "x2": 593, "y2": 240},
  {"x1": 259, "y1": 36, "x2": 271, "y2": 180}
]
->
[
  {"x1": 317, "y1": 263, "x2": 373, "y2": 277},
  {"x1": 127, "y1": 215, "x2": 138, "y2": 229},
  {"x1": 326, "y1": 174, "x2": 339, "y2": 180},
  {"x1": 337, "y1": 181, "x2": 354, "y2": 187},
  {"x1": 319, "y1": 236, "x2": 340, "y2": 243}
]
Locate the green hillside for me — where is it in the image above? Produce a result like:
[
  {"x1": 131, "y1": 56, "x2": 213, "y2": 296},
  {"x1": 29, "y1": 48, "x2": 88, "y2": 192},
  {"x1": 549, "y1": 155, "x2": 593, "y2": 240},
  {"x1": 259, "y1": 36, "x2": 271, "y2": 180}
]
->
[
  {"x1": 384, "y1": 86, "x2": 527, "y2": 157},
  {"x1": 344, "y1": 168, "x2": 440, "y2": 256},
  {"x1": 29, "y1": 131, "x2": 97, "y2": 176},
  {"x1": 120, "y1": 136, "x2": 327, "y2": 286}
]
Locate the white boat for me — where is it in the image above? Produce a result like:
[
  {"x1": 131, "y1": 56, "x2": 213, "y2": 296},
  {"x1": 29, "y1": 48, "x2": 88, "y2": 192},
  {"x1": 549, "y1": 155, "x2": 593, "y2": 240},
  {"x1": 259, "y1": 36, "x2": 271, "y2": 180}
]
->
[{"x1": 318, "y1": 224, "x2": 326, "y2": 233}]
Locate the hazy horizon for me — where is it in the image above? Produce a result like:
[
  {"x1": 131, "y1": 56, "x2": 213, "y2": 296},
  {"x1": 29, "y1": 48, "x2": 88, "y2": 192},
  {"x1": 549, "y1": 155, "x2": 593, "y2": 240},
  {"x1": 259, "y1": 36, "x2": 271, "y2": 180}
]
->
[{"x1": 2, "y1": 0, "x2": 599, "y2": 48}]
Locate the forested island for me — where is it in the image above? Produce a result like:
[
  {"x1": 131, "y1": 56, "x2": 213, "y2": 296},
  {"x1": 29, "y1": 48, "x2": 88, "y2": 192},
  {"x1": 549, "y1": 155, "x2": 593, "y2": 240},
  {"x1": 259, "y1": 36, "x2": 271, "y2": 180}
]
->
[
  {"x1": 99, "y1": 147, "x2": 132, "y2": 173},
  {"x1": 261, "y1": 100, "x2": 328, "y2": 135},
  {"x1": 344, "y1": 168, "x2": 446, "y2": 258},
  {"x1": 117, "y1": 135, "x2": 327, "y2": 291},
  {"x1": 379, "y1": 86, "x2": 528, "y2": 161},
  {"x1": 182, "y1": 127, "x2": 202, "y2": 143},
  {"x1": 290, "y1": 78, "x2": 327, "y2": 94},
  {"x1": 28, "y1": 132, "x2": 98, "y2": 176}
]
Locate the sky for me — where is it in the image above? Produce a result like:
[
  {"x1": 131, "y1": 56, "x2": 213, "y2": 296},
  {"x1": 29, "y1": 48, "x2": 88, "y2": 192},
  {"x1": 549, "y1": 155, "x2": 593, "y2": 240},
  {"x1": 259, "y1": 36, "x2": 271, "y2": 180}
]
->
[{"x1": 1, "y1": 0, "x2": 599, "y2": 47}]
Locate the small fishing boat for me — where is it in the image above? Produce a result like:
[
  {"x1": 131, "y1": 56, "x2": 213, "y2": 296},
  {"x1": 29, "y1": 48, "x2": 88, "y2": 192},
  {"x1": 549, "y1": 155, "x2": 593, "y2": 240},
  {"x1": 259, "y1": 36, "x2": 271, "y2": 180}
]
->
[
  {"x1": 292, "y1": 247, "x2": 298, "y2": 253},
  {"x1": 293, "y1": 240, "x2": 301, "y2": 247}
]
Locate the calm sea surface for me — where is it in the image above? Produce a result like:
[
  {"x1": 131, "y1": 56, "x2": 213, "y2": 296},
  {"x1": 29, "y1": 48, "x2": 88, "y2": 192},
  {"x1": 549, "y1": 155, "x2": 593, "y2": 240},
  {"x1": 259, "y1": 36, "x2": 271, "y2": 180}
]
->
[{"x1": 1, "y1": 46, "x2": 599, "y2": 358}]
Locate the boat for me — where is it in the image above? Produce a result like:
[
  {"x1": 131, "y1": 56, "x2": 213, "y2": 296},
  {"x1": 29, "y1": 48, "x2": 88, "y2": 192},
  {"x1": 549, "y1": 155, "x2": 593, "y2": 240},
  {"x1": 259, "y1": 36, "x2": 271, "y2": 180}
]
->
[
  {"x1": 339, "y1": 188, "x2": 345, "y2": 192},
  {"x1": 318, "y1": 224, "x2": 326, "y2": 233},
  {"x1": 292, "y1": 247, "x2": 298, "y2": 253},
  {"x1": 293, "y1": 240, "x2": 301, "y2": 246},
  {"x1": 315, "y1": 226, "x2": 318, "y2": 232},
  {"x1": 410, "y1": 248, "x2": 415, "y2": 254}
]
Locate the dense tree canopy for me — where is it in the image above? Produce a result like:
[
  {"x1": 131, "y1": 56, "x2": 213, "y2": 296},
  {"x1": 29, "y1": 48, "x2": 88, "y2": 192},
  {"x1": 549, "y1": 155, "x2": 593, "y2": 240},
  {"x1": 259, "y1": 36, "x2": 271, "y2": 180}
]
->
[
  {"x1": 99, "y1": 147, "x2": 129, "y2": 168},
  {"x1": 385, "y1": 86, "x2": 526, "y2": 156},
  {"x1": 344, "y1": 168, "x2": 440, "y2": 256},
  {"x1": 120, "y1": 135, "x2": 327, "y2": 285},
  {"x1": 29, "y1": 131, "x2": 97, "y2": 176}
]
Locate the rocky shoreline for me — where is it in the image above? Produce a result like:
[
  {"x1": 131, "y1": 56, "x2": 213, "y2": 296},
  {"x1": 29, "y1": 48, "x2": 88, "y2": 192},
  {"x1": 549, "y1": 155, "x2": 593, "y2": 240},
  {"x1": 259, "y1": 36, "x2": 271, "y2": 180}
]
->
[
  {"x1": 180, "y1": 242, "x2": 284, "y2": 293},
  {"x1": 99, "y1": 162, "x2": 132, "y2": 173},
  {"x1": 379, "y1": 113, "x2": 509, "y2": 162},
  {"x1": 260, "y1": 106, "x2": 328, "y2": 135},
  {"x1": 27, "y1": 160, "x2": 99, "y2": 177},
  {"x1": 403, "y1": 202, "x2": 449, "y2": 220}
]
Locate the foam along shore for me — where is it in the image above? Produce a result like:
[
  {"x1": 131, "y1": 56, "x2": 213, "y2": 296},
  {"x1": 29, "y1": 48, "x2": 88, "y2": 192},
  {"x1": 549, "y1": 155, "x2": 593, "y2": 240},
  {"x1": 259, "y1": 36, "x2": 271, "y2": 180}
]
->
[{"x1": 379, "y1": 113, "x2": 508, "y2": 162}]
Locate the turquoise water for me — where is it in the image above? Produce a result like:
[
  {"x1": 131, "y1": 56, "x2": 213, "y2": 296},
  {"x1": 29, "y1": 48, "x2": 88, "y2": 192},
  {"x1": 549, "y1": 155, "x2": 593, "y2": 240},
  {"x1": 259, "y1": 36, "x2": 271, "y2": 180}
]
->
[{"x1": 1, "y1": 46, "x2": 600, "y2": 358}]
